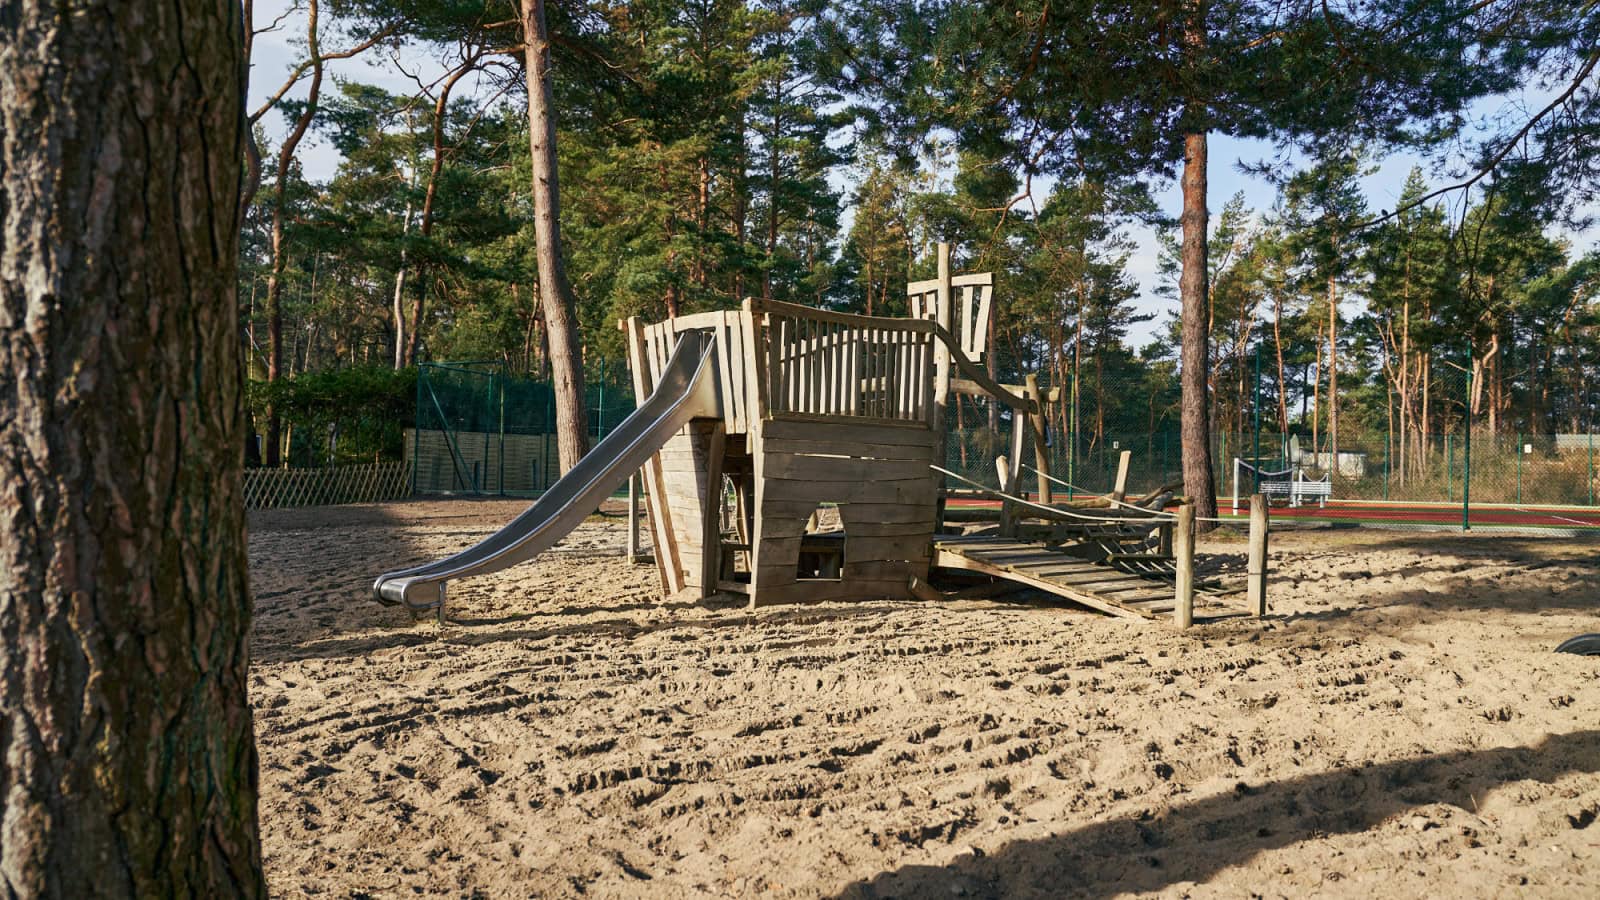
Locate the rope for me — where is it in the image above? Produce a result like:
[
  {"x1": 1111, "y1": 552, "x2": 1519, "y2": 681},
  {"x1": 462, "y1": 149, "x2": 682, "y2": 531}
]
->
[
  {"x1": 1020, "y1": 465, "x2": 1175, "y2": 518},
  {"x1": 1235, "y1": 458, "x2": 1295, "y2": 480},
  {"x1": 1014, "y1": 464, "x2": 1237, "y2": 524},
  {"x1": 932, "y1": 466, "x2": 1167, "y2": 524}
]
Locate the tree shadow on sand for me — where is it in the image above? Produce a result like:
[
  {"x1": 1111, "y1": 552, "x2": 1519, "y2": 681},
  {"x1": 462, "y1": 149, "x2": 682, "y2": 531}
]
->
[{"x1": 837, "y1": 729, "x2": 1600, "y2": 899}]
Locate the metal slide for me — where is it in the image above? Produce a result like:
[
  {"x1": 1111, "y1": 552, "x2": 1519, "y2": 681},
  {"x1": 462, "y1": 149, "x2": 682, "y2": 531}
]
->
[{"x1": 374, "y1": 330, "x2": 721, "y2": 612}]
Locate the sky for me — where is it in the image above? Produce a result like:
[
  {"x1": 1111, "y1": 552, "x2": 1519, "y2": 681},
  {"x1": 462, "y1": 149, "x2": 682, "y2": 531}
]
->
[{"x1": 248, "y1": 1, "x2": 1596, "y2": 349}]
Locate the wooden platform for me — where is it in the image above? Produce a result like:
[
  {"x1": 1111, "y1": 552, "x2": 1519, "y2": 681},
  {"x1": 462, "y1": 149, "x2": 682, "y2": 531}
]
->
[{"x1": 932, "y1": 536, "x2": 1251, "y2": 622}]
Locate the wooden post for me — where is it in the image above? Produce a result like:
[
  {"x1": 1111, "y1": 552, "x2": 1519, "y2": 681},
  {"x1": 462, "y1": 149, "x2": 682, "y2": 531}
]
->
[
  {"x1": 1111, "y1": 450, "x2": 1132, "y2": 502},
  {"x1": 627, "y1": 469, "x2": 642, "y2": 563},
  {"x1": 1248, "y1": 493, "x2": 1269, "y2": 616},
  {"x1": 996, "y1": 455, "x2": 1016, "y2": 536},
  {"x1": 699, "y1": 423, "x2": 726, "y2": 599},
  {"x1": 933, "y1": 242, "x2": 952, "y2": 406},
  {"x1": 1008, "y1": 407, "x2": 1027, "y2": 495},
  {"x1": 1174, "y1": 501, "x2": 1195, "y2": 628},
  {"x1": 1025, "y1": 373, "x2": 1050, "y2": 505}
]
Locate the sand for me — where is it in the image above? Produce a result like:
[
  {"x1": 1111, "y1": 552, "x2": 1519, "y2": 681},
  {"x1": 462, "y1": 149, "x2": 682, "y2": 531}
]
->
[{"x1": 248, "y1": 498, "x2": 1600, "y2": 898}]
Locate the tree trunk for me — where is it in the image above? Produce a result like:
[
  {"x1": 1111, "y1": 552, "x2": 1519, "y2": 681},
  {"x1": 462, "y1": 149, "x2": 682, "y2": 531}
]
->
[
  {"x1": 1273, "y1": 293, "x2": 1288, "y2": 431},
  {"x1": 1178, "y1": 129, "x2": 1217, "y2": 521},
  {"x1": 522, "y1": 0, "x2": 590, "y2": 472},
  {"x1": 764, "y1": 114, "x2": 781, "y2": 302},
  {"x1": 405, "y1": 56, "x2": 480, "y2": 367},
  {"x1": 262, "y1": 0, "x2": 324, "y2": 465},
  {"x1": 731, "y1": 123, "x2": 748, "y2": 302},
  {"x1": 391, "y1": 196, "x2": 412, "y2": 369},
  {"x1": 1327, "y1": 275, "x2": 1339, "y2": 471},
  {"x1": 0, "y1": 1, "x2": 263, "y2": 895},
  {"x1": 1311, "y1": 319, "x2": 1323, "y2": 455}
]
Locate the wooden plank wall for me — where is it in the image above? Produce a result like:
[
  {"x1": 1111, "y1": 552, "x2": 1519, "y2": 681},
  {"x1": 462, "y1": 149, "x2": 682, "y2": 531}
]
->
[
  {"x1": 641, "y1": 310, "x2": 753, "y2": 435},
  {"x1": 655, "y1": 421, "x2": 724, "y2": 594},
  {"x1": 748, "y1": 417, "x2": 939, "y2": 606}
]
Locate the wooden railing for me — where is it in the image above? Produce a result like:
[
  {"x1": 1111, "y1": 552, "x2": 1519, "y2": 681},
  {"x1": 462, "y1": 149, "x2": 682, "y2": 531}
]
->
[
  {"x1": 751, "y1": 298, "x2": 1031, "y2": 424},
  {"x1": 244, "y1": 461, "x2": 411, "y2": 509},
  {"x1": 753, "y1": 299, "x2": 938, "y2": 423},
  {"x1": 622, "y1": 299, "x2": 1034, "y2": 433}
]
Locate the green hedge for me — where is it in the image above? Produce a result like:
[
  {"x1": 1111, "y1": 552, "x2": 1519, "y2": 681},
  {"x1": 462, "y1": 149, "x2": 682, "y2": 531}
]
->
[{"x1": 248, "y1": 367, "x2": 416, "y2": 467}]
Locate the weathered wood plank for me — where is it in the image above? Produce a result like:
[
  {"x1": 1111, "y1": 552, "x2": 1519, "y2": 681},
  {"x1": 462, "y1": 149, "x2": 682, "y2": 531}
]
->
[
  {"x1": 747, "y1": 577, "x2": 912, "y2": 607},
  {"x1": 762, "y1": 453, "x2": 934, "y2": 482},
  {"x1": 761, "y1": 415, "x2": 933, "y2": 444},
  {"x1": 932, "y1": 551, "x2": 1149, "y2": 620},
  {"x1": 758, "y1": 437, "x2": 936, "y2": 462}
]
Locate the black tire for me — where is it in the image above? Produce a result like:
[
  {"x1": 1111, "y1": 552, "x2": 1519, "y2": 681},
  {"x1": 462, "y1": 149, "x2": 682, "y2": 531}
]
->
[{"x1": 1555, "y1": 634, "x2": 1600, "y2": 655}]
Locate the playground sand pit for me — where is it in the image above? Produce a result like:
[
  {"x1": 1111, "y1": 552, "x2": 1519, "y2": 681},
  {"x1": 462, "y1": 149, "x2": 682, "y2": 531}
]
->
[{"x1": 248, "y1": 499, "x2": 1600, "y2": 898}]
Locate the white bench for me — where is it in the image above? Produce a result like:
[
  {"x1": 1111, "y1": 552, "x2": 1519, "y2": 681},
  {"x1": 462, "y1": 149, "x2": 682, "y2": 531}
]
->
[
  {"x1": 1260, "y1": 476, "x2": 1331, "y2": 507},
  {"x1": 1234, "y1": 458, "x2": 1332, "y2": 510}
]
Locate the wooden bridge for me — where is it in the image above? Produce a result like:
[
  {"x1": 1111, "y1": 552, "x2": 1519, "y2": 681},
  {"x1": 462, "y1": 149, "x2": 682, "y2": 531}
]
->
[{"x1": 932, "y1": 535, "x2": 1254, "y2": 622}]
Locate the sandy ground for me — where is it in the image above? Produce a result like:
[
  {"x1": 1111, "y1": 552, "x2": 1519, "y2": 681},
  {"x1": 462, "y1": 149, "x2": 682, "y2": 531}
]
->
[{"x1": 248, "y1": 498, "x2": 1600, "y2": 898}]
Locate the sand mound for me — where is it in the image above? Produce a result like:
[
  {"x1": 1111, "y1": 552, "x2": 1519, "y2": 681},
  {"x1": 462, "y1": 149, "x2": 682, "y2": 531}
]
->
[{"x1": 249, "y1": 499, "x2": 1600, "y2": 897}]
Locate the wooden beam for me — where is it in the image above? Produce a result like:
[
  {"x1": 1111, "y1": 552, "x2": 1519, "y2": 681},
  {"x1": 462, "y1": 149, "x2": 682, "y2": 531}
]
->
[
  {"x1": 1025, "y1": 373, "x2": 1050, "y2": 505},
  {"x1": 699, "y1": 423, "x2": 726, "y2": 599},
  {"x1": 907, "y1": 575, "x2": 944, "y2": 603},
  {"x1": 1111, "y1": 450, "x2": 1132, "y2": 502},
  {"x1": 934, "y1": 242, "x2": 952, "y2": 406},
  {"x1": 627, "y1": 470, "x2": 643, "y2": 563},
  {"x1": 949, "y1": 378, "x2": 1060, "y2": 403},
  {"x1": 995, "y1": 455, "x2": 1017, "y2": 537}
]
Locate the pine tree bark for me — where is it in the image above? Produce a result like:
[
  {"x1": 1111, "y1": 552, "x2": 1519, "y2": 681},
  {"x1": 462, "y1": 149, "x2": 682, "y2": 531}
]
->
[
  {"x1": 522, "y1": 0, "x2": 590, "y2": 472},
  {"x1": 0, "y1": 1, "x2": 263, "y2": 895},
  {"x1": 1179, "y1": 1, "x2": 1217, "y2": 523},
  {"x1": 1179, "y1": 128, "x2": 1218, "y2": 521}
]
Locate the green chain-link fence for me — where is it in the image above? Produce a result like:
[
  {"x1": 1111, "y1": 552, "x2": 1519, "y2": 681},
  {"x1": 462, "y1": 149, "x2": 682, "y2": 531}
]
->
[
  {"x1": 408, "y1": 351, "x2": 1600, "y2": 521},
  {"x1": 940, "y1": 359, "x2": 1600, "y2": 521},
  {"x1": 407, "y1": 360, "x2": 636, "y2": 497}
]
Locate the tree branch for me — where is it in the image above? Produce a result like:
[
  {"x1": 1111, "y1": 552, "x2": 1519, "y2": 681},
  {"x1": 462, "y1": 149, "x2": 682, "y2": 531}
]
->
[{"x1": 1353, "y1": 45, "x2": 1600, "y2": 231}]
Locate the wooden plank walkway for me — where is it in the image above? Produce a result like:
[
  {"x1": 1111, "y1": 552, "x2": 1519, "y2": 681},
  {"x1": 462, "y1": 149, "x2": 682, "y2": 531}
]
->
[{"x1": 932, "y1": 536, "x2": 1251, "y2": 622}]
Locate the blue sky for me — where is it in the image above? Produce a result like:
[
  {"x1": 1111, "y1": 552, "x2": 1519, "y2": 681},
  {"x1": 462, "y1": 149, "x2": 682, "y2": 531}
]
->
[{"x1": 249, "y1": 1, "x2": 1595, "y2": 348}]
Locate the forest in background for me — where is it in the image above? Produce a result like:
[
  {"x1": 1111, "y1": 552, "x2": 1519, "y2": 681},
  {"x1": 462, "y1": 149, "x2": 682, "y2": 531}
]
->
[{"x1": 242, "y1": 0, "x2": 1600, "y2": 496}]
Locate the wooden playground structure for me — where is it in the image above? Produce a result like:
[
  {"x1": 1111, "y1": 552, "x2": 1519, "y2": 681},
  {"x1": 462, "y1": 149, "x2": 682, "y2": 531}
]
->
[{"x1": 620, "y1": 244, "x2": 1270, "y2": 627}]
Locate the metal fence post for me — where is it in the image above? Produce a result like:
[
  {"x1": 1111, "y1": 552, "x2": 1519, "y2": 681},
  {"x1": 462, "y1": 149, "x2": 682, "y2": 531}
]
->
[
  {"x1": 497, "y1": 369, "x2": 506, "y2": 496},
  {"x1": 1463, "y1": 365, "x2": 1472, "y2": 532},
  {"x1": 411, "y1": 365, "x2": 422, "y2": 496},
  {"x1": 596, "y1": 357, "x2": 606, "y2": 439},
  {"x1": 1515, "y1": 430, "x2": 1522, "y2": 505}
]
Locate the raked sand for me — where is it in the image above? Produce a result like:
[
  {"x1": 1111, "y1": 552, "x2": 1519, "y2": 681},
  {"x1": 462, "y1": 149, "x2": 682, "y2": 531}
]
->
[{"x1": 248, "y1": 498, "x2": 1600, "y2": 898}]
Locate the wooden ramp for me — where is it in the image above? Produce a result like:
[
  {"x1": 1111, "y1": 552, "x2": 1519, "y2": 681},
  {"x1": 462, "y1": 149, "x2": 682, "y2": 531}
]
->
[{"x1": 933, "y1": 536, "x2": 1251, "y2": 622}]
